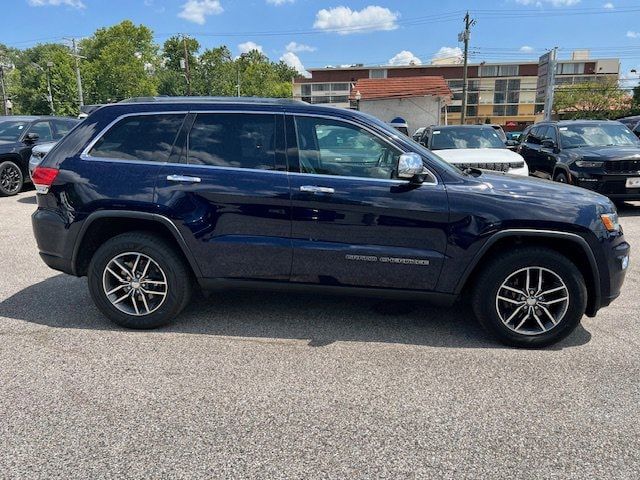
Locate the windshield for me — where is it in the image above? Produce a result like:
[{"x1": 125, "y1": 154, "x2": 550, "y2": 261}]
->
[
  {"x1": 431, "y1": 127, "x2": 506, "y2": 150},
  {"x1": 559, "y1": 123, "x2": 640, "y2": 148},
  {"x1": 0, "y1": 121, "x2": 29, "y2": 141}
]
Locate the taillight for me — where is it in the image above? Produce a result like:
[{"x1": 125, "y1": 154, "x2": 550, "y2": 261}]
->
[{"x1": 32, "y1": 167, "x2": 59, "y2": 194}]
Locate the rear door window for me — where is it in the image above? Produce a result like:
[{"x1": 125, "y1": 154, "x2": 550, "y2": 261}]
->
[
  {"x1": 52, "y1": 120, "x2": 77, "y2": 140},
  {"x1": 187, "y1": 113, "x2": 277, "y2": 170},
  {"x1": 89, "y1": 114, "x2": 186, "y2": 162}
]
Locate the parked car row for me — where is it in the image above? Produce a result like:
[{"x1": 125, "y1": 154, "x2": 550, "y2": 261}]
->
[
  {"x1": 412, "y1": 119, "x2": 640, "y2": 202},
  {"x1": 0, "y1": 115, "x2": 80, "y2": 196}
]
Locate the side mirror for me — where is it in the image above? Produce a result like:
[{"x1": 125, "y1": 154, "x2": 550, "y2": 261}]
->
[
  {"x1": 398, "y1": 153, "x2": 425, "y2": 181},
  {"x1": 505, "y1": 139, "x2": 518, "y2": 147},
  {"x1": 24, "y1": 132, "x2": 39, "y2": 143},
  {"x1": 541, "y1": 139, "x2": 556, "y2": 149}
]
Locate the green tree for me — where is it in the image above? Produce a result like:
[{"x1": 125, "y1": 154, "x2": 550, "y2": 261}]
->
[
  {"x1": 80, "y1": 20, "x2": 159, "y2": 103},
  {"x1": 193, "y1": 46, "x2": 235, "y2": 96},
  {"x1": 11, "y1": 43, "x2": 78, "y2": 116},
  {"x1": 234, "y1": 49, "x2": 297, "y2": 98},
  {"x1": 553, "y1": 78, "x2": 629, "y2": 119},
  {"x1": 157, "y1": 35, "x2": 200, "y2": 96}
]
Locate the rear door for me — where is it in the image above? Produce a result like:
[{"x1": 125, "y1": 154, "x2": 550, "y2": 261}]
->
[
  {"x1": 155, "y1": 110, "x2": 292, "y2": 281},
  {"x1": 286, "y1": 114, "x2": 449, "y2": 291},
  {"x1": 520, "y1": 125, "x2": 543, "y2": 173},
  {"x1": 539, "y1": 126, "x2": 559, "y2": 175}
]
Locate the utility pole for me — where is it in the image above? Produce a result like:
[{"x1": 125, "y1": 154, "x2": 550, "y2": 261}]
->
[
  {"x1": 64, "y1": 38, "x2": 85, "y2": 109},
  {"x1": 543, "y1": 47, "x2": 558, "y2": 121},
  {"x1": 459, "y1": 11, "x2": 475, "y2": 125},
  {"x1": 0, "y1": 65, "x2": 7, "y2": 115},
  {"x1": 182, "y1": 35, "x2": 191, "y2": 96},
  {"x1": 45, "y1": 62, "x2": 55, "y2": 115}
]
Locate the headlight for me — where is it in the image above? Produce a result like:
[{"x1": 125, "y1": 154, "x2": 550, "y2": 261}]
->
[
  {"x1": 575, "y1": 160, "x2": 604, "y2": 168},
  {"x1": 600, "y1": 213, "x2": 620, "y2": 232}
]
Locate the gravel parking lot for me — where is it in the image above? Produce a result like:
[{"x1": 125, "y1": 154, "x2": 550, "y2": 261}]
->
[{"x1": 1, "y1": 190, "x2": 639, "y2": 479}]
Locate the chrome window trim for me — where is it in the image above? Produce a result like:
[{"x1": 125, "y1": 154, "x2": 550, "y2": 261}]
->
[{"x1": 79, "y1": 108, "x2": 438, "y2": 186}]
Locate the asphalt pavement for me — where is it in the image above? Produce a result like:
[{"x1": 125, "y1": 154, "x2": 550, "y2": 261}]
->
[{"x1": 1, "y1": 190, "x2": 639, "y2": 479}]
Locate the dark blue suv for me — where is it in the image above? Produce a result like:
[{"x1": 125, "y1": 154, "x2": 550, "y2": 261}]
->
[{"x1": 31, "y1": 97, "x2": 630, "y2": 347}]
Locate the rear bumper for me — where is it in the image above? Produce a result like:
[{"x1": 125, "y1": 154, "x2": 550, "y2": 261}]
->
[{"x1": 31, "y1": 208, "x2": 75, "y2": 275}]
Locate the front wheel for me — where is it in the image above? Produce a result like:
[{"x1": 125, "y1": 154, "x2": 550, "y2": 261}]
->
[
  {"x1": 471, "y1": 247, "x2": 587, "y2": 348},
  {"x1": 554, "y1": 171, "x2": 569, "y2": 184},
  {"x1": 0, "y1": 160, "x2": 24, "y2": 196},
  {"x1": 88, "y1": 232, "x2": 193, "y2": 329}
]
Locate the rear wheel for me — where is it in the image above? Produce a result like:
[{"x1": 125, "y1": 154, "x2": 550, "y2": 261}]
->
[
  {"x1": 471, "y1": 247, "x2": 587, "y2": 348},
  {"x1": 88, "y1": 232, "x2": 193, "y2": 329},
  {"x1": 0, "y1": 160, "x2": 24, "y2": 196}
]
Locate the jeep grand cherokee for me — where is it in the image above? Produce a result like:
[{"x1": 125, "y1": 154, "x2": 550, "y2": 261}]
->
[{"x1": 31, "y1": 97, "x2": 630, "y2": 347}]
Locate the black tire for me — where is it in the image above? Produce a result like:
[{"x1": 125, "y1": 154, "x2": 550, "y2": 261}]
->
[
  {"x1": 471, "y1": 247, "x2": 587, "y2": 348},
  {"x1": 554, "y1": 171, "x2": 569, "y2": 184},
  {"x1": 0, "y1": 160, "x2": 24, "y2": 196},
  {"x1": 88, "y1": 232, "x2": 193, "y2": 329}
]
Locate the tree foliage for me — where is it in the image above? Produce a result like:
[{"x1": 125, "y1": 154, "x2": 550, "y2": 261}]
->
[
  {"x1": 553, "y1": 78, "x2": 630, "y2": 119},
  {"x1": 2, "y1": 20, "x2": 303, "y2": 115}
]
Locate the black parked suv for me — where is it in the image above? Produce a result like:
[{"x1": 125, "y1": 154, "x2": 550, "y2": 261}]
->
[
  {"x1": 31, "y1": 98, "x2": 630, "y2": 347},
  {"x1": 518, "y1": 120, "x2": 640, "y2": 200},
  {"x1": 0, "y1": 115, "x2": 79, "y2": 196}
]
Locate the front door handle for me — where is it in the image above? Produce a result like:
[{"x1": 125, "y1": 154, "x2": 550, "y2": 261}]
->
[
  {"x1": 167, "y1": 174, "x2": 201, "y2": 183},
  {"x1": 299, "y1": 185, "x2": 335, "y2": 194}
]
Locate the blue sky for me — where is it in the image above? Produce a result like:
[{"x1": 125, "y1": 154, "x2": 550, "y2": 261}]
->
[{"x1": 1, "y1": 0, "x2": 639, "y2": 86}]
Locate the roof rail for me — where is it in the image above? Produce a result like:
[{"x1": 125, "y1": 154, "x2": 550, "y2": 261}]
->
[{"x1": 118, "y1": 96, "x2": 307, "y2": 105}]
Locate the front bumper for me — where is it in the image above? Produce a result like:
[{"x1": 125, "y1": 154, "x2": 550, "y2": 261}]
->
[
  {"x1": 572, "y1": 171, "x2": 640, "y2": 199},
  {"x1": 590, "y1": 232, "x2": 630, "y2": 316}
]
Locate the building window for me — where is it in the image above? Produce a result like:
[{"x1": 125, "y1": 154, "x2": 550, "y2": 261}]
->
[
  {"x1": 494, "y1": 91, "x2": 506, "y2": 104},
  {"x1": 480, "y1": 65, "x2": 519, "y2": 77},
  {"x1": 447, "y1": 80, "x2": 463, "y2": 90},
  {"x1": 447, "y1": 105, "x2": 462, "y2": 113},
  {"x1": 301, "y1": 84, "x2": 312, "y2": 95},
  {"x1": 493, "y1": 105, "x2": 506, "y2": 116},
  {"x1": 467, "y1": 92, "x2": 479, "y2": 104},
  {"x1": 452, "y1": 92, "x2": 463, "y2": 101},
  {"x1": 311, "y1": 83, "x2": 330, "y2": 92},
  {"x1": 557, "y1": 62, "x2": 585, "y2": 75},
  {"x1": 508, "y1": 79, "x2": 521, "y2": 91},
  {"x1": 330, "y1": 95, "x2": 349, "y2": 103},
  {"x1": 331, "y1": 83, "x2": 349, "y2": 91},
  {"x1": 495, "y1": 79, "x2": 507, "y2": 92},
  {"x1": 466, "y1": 105, "x2": 478, "y2": 117},
  {"x1": 507, "y1": 91, "x2": 520, "y2": 104},
  {"x1": 301, "y1": 96, "x2": 312, "y2": 103},
  {"x1": 505, "y1": 105, "x2": 518, "y2": 116},
  {"x1": 369, "y1": 69, "x2": 387, "y2": 79},
  {"x1": 468, "y1": 80, "x2": 480, "y2": 91},
  {"x1": 534, "y1": 104, "x2": 544, "y2": 114},
  {"x1": 311, "y1": 96, "x2": 331, "y2": 104}
]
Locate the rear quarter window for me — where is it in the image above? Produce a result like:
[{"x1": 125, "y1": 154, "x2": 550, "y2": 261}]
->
[{"x1": 88, "y1": 114, "x2": 185, "y2": 162}]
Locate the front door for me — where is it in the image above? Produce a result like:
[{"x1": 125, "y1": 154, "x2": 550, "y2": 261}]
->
[
  {"x1": 286, "y1": 115, "x2": 449, "y2": 291},
  {"x1": 155, "y1": 111, "x2": 292, "y2": 281}
]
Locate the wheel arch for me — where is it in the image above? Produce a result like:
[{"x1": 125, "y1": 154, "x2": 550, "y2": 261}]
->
[
  {"x1": 552, "y1": 164, "x2": 572, "y2": 183},
  {"x1": 72, "y1": 211, "x2": 202, "y2": 279},
  {"x1": 455, "y1": 229, "x2": 601, "y2": 316},
  {"x1": 0, "y1": 153, "x2": 27, "y2": 175}
]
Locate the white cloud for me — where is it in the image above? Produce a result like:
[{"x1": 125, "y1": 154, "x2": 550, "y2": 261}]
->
[
  {"x1": 520, "y1": 45, "x2": 535, "y2": 53},
  {"x1": 627, "y1": 31, "x2": 640, "y2": 38},
  {"x1": 238, "y1": 41, "x2": 263, "y2": 54},
  {"x1": 431, "y1": 46, "x2": 463, "y2": 64},
  {"x1": 313, "y1": 6, "x2": 399, "y2": 35},
  {"x1": 27, "y1": 0, "x2": 85, "y2": 8},
  {"x1": 285, "y1": 42, "x2": 316, "y2": 53},
  {"x1": 267, "y1": 0, "x2": 294, "y2": 5},
  {"x1": 388, "y1": 50, "x2": 422, "y2": 66},
  {"x1": 280, "y1": 51, "x2": 310, "y2": 77},
  {"x1": 178, "y1": 0, "x2": 223, "y2": 25},
  {"x1": 515, "y1": 0, "x2": 580, "y2": 6},
  {"x1": 603, "y1": 2, "x2": 614, "y2": 8}
]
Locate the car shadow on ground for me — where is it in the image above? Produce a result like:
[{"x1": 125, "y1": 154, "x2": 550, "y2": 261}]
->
[
  {"x1": 0, "y1": 274, "x2": 591, "y2": 350},
  {"x1": 616, "y1": 201, "x2": 640, "y2": 217},
  {"x1": 16, "y1": 194, "x2": 36, "y2": 205}
]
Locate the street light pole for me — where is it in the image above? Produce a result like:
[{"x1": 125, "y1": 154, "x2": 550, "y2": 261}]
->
[
  {"x1": 0, "y1": 65, "x2": 7, "y2": 115},
  {"x1": 459, "y1": 11, "x2": 475, "y2": 125}
]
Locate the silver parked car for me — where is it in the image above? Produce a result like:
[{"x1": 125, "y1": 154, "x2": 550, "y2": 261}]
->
[{"x1": 29, "y1": 141, "x2": 57, "y2": 181}]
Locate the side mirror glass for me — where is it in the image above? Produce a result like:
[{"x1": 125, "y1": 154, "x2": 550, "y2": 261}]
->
[
  {"x1": 541, "y1": 139, "x2": 556, "y2": 149},
  {"x1": 24, "y1": 132, "x2": 39, "y2": 143},
  {"x1": 398, "y1": 153, "x2": 425, "y2": 180}
]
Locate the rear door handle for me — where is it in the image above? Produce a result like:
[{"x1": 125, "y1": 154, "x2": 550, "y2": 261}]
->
[
  {"x1": 299, "y1": 185, "x2": 335, "y2": 194},
  {"x1": 166, "y1": 174, "x2": 201, "y2": 183}
]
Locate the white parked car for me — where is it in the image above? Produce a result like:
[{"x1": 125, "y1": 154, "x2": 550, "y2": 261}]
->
[
  {"x1": 28, "y1": 141, "x2": 57, "y2": 181},
  {"x1": 417, "y1": 125, "x2": 529, "y2": 176}
]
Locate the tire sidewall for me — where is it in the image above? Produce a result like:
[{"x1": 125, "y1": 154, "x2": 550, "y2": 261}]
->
[
  {"x1": 88, "y1": 236, "x2": 189, "y2": 329},
  {"x1": 475, "y1": 249, "x2": 587, "y2": 348},
  {"x1": 0, "y1": 160, "x2": 24, "y2": 196}
]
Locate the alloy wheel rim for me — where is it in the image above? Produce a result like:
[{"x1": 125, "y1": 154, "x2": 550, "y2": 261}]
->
[
  {"x1": 0, "y1": 164, "x2": 21, "y2": 193},
  {"x1": 102, "y1": 252, "x2": 168, "y2": 316},
  {"x1": 495, "y1": 266, "x2": 569, "y2": 336}
]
